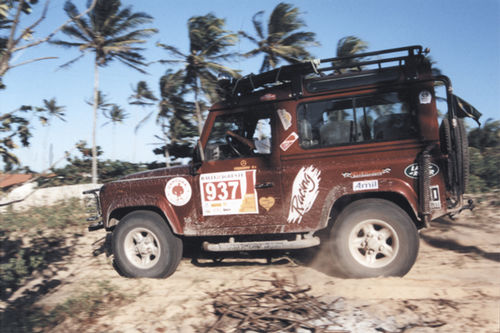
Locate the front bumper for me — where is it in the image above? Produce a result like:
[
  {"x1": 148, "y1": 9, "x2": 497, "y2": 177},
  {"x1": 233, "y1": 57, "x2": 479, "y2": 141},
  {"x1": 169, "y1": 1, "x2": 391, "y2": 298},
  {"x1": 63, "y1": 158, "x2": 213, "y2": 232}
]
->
[{"x1": 83, "y1": 188, "x2": 104, "y2": 231}]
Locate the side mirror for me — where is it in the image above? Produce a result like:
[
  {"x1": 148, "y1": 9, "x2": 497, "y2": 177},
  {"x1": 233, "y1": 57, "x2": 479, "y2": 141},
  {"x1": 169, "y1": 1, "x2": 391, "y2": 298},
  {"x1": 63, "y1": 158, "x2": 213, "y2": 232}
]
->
[
  {"x1": 193, "y1": 140, "x2": 205, "y2": 167},
  {"x1": 198, "y1": 140, "x2": 205, "y2": 162}
]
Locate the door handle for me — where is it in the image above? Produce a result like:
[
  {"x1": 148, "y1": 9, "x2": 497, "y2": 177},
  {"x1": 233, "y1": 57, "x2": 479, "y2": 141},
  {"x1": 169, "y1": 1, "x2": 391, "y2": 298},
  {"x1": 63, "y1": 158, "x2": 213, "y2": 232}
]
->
[{"x1": 255, "y1": 182, "x2": 274, "y2": 189}]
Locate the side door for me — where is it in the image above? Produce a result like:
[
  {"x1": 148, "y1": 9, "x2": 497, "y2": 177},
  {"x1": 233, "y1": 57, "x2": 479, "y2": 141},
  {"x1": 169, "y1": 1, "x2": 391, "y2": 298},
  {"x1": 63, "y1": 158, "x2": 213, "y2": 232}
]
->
[{"x1": 194, "y1": 106, "x2": 285, "y2": 230}]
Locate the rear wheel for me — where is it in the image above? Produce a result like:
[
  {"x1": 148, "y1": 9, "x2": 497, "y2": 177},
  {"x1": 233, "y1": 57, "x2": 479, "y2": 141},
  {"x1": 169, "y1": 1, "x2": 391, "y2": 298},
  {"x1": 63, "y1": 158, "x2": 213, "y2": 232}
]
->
[
  {"x1": 112, "y1": 210, "x2": 182, "y2": 278},
  {"x1": 328, "y1": 199, "x2": 419, "y2": 278}
]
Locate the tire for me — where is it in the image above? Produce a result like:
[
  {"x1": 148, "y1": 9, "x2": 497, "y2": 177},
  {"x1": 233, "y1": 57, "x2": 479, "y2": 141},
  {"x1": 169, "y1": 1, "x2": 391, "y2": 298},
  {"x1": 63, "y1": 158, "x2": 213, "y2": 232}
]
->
[
  {"x1": 456, "y1": 118, "x2": 469, "y2": 192},
  {"x1": 112, "y1": 210, "x2": 183, "y2": 278},
  {"x1": 328, "y1": 199, "x2": 419, "y2": 278},
  {"x1": 440, "y1": 118, "x2": 470, "y2": 194},
  {"x1": 439, "y1": 118, "x2": 452, "y2": 155}
]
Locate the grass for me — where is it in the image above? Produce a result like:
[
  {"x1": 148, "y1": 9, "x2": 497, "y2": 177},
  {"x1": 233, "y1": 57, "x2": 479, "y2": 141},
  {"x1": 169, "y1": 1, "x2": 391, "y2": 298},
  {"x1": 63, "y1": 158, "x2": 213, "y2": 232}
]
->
[
  {"x1": 0, "y1": 200, "x2": 130, "y2": 332},
  {"x1": 1, "y1": 199, "x2": 87, "y2": 300},
  {"x1": 0, "y1": 198, "x2": 87, "y2": 233},
  {"x1": 48, "y1": 280, "x2": 130, "y2": 325},
  {"x1": 0, "y1": 280, "x2": 131, "y2": 332}
]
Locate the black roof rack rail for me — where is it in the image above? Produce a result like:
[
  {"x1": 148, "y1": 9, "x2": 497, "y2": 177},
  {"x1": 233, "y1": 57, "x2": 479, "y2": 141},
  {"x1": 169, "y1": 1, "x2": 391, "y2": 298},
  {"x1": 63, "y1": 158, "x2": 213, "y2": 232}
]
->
[{"x1": 221, "y1": 45, "x2": 427, "y2": 98}]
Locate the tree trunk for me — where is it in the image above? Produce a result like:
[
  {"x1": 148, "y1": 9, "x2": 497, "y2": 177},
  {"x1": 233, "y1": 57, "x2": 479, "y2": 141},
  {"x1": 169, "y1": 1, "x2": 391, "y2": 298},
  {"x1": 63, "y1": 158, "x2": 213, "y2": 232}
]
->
[
  {"x1": 162, "y1": 120, "x2": 171, "y2": 167},
  {"x1": 91, "y1": 60, "x2": 99, "y2": 184},
  {"x1": 193, "y1": 82, "x2": 203, "y2": 136}
]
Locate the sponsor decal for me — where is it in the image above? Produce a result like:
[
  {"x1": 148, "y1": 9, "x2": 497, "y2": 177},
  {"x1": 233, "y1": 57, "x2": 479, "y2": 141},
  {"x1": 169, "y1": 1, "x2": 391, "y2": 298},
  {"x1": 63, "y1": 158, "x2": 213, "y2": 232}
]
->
[
  {"x1": 353, "y1": 179, "x2": 379, "y2": 191},
  {"x1": 287, "y1": 166, "x2": 321, "y2": 224},
  {"x1": 342, "y1": 168, "x2": 391, "y2": 179},
  {"x1": 200, "y1": 170, "x2": 258, "y2": 216},
  {"x1": 280, "y1": 132, "x2": 298, "y2": 151},
  {"x1": 277, "y1": 108, "x2": 292, "y2": 130},
  {"x1": 430, "y1": 185, "x2": 441, "y2": 210},
  {"x1": 419, "y1": 90, "x2": 432, "y2": 104},
  {"x1": 165, "y1": 177, "x2": 192, "y2": 206},
  {"x1": 234, "y1": 159, "x2": 251, "y2": 170},
  {"x1": 404, "y1": 163, "x2": 439, "y2": 179},
  {"x1": 259, "y1": 197, "x2": 276, "y2": 212}
]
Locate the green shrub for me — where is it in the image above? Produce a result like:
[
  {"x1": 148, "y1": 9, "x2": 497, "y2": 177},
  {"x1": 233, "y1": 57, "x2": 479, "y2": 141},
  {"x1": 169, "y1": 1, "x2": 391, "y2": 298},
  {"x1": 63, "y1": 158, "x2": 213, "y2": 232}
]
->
[{"x1": 0, "y1": 198, "x2": 86, "y2": 233}]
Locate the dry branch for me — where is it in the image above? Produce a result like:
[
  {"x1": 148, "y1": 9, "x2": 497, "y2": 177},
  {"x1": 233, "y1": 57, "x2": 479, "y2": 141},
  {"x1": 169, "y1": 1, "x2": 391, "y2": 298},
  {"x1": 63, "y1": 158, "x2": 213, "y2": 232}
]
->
[{"x1": 203, "y1": 274, "x2": 348, "y2": 333}]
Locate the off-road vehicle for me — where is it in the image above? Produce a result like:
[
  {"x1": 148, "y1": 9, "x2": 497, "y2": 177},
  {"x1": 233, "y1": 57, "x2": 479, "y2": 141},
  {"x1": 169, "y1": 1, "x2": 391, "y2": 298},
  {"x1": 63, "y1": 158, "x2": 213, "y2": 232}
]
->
[{"x1": 85, "y1": 45, "x2": 480, "y2": 278}]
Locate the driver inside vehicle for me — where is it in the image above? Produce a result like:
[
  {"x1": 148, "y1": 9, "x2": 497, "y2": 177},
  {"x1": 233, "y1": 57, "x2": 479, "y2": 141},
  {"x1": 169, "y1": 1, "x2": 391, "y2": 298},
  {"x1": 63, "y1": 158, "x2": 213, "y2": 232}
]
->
[
  {"x1": 206, "y1": 111, "x2": 272, "y2": 160},
  {"x1": 226, "y1": 126, "x2": 271, "y2": 155}
]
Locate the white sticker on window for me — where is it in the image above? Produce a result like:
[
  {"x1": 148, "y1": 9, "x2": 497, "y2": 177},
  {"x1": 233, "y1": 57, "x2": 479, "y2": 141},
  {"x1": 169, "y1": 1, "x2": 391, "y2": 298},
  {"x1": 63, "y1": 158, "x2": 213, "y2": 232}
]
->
[
  {"x1": 200, "y1": 170, "x2": 258, "y2": 216},
  {"x1": 277, "y1": 108, "x2": 292, "y2": 131},
  {"x1": 287, "y1": 166, "x2": 321, "y2": 224},
  {"x1": 353, "y1": 180, "x2": 379, "y2": 191},
  {"x1": 419, "y1": 90, "x2": 432, "y2": 104}
]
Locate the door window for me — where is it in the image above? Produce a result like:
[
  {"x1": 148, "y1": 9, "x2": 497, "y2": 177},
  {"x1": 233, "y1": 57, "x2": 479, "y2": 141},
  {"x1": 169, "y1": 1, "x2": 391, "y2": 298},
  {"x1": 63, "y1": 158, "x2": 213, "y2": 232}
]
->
[{"x1": 205, "y1": 109, "x2": 272, "y2": 160}]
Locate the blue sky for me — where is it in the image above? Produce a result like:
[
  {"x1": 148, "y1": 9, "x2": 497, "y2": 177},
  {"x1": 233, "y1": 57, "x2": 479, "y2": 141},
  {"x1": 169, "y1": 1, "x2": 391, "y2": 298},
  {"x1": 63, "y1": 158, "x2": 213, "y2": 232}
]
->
[{"x1": 2, "y1": 0, "x2": 499, "y2": 172}]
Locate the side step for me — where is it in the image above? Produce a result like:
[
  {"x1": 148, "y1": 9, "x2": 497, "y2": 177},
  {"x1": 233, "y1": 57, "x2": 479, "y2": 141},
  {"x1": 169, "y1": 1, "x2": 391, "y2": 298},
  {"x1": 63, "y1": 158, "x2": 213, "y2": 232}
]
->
[{"x1": 203, "y1": 235, "x2": 320, "y2": 252}]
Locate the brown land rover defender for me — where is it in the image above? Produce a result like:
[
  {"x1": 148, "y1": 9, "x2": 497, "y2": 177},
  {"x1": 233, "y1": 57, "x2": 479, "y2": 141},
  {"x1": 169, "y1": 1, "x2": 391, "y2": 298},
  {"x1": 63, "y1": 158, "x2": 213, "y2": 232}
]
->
[{"x1": 85, "y1": 46, "x2": 480, "y2": 279}]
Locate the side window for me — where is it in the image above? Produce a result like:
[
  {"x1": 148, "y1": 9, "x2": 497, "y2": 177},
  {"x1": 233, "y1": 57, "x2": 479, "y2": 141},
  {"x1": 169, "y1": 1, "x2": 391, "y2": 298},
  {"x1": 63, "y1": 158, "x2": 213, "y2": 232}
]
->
[
  {"x1": 297, "y1": 91, "x2": 418, "y2": 149},
  {"x1": 205, "y1": 110, "x2": 272, "y2": 160},
  {"x1": 356, "y1": 92, "x2": 417, "y2": 141}
]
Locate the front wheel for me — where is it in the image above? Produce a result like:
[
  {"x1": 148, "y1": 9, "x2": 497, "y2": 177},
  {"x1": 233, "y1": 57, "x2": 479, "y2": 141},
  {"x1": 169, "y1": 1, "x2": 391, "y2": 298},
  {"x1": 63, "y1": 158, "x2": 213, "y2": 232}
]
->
[
  {"x1": 328, "y1": 199, "x2": 419, "y2": 278},
  {"x1": 112, "y1": 210, "x2": 183, "y2": 278}
]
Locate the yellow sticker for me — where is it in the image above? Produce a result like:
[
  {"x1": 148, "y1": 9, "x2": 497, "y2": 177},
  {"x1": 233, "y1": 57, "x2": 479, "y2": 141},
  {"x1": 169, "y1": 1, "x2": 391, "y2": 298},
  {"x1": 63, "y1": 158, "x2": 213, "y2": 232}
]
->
[{"x1": 259, "y1": 197, "x2": 276, "y2": 212}]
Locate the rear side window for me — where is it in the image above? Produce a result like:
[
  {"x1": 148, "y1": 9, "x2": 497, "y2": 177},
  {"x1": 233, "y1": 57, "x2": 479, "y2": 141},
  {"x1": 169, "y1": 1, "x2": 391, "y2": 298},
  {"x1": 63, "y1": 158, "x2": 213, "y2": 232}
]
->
[{"x1": 297, "y1": 91, "x2": 418, "y2": 149}]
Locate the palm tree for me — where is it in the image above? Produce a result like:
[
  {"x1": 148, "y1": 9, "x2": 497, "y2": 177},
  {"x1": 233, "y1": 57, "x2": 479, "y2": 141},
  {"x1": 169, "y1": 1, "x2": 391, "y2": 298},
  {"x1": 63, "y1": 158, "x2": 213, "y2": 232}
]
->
[
  {"x1": 38, "y1": 98, "x2": 66, "y2": 124},
  {"x1": 156, "y1": 69, "x2": 197, "y2": 166},
  {"x1": 129, "y1": 81, "x2": 158, "y2": 133},
  {"x1": 333, "y1": 36, "x2": 368, "y2": 73},
  {"x1": 239, "y1": 2, "x2": 319, "y2": 73},
  {"x1": 157, "y1": 13, "x2": 240, "y2": 135},
  {"x1": 52, "y1": 0, "x2": 156, "y2": 184}
]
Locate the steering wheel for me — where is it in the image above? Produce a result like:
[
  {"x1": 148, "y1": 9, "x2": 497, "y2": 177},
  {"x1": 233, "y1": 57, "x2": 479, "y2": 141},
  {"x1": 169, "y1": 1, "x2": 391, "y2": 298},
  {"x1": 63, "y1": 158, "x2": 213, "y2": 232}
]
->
[
  {"x1": 225, "y1": 130, "x2": 255, "y2": 157},
  {"x1": 225, "y1": 134, "x2": 243, "y2": 157}
]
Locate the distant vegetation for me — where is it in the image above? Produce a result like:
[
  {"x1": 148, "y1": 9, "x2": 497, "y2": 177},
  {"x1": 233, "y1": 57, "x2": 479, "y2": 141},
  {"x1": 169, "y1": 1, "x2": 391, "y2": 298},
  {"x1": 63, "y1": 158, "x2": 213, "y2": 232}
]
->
[{"x1": 468, "y1": 119, "x2": 500, "y2": 192}]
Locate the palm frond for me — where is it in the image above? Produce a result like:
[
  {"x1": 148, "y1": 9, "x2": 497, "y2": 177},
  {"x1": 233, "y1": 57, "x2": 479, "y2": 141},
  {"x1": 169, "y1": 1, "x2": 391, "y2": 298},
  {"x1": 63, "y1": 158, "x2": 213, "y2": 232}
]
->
[
  {"x1": 252, "y1": 11, "x2": 265, "y2": 39},
  {"x1": 281, "y1": 31, "x2": 318, "y2": 46},
  {"x1": 157, "y1": 43, "x2": 187, "y2": 58},
  {"x1": 238, "y1": 30, "x2": 259, "y2": 45},
  {"x1": 58, "y1": 53, "x2": 86, "y2": 69},
  {"x1": 268, "y1": 2, "x2": 303, "y2": 35}
]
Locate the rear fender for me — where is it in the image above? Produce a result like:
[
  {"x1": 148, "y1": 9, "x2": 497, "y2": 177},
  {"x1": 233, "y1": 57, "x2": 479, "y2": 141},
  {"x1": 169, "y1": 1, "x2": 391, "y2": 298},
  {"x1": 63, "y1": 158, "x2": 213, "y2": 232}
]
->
[{"x1": 319, "y1": 178, "x2": 420, "y2": 230}]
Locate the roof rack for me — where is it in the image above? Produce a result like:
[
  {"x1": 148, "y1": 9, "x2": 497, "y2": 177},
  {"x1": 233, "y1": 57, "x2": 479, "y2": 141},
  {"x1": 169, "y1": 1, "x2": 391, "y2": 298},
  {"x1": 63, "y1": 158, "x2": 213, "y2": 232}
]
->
[{"x1": 221, "y1": 45, "x2": 427, "y2": 98}]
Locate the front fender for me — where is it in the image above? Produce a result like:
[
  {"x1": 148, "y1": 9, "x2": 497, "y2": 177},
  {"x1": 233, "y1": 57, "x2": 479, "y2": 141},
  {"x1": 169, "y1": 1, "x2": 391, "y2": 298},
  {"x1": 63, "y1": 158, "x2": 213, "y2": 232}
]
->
[
  {"x1": 102, "y1": 181, "x2": 183, "y2": 235},
  {"x1": 105, "y1": 195, "x2": 182, "y2": 234}
]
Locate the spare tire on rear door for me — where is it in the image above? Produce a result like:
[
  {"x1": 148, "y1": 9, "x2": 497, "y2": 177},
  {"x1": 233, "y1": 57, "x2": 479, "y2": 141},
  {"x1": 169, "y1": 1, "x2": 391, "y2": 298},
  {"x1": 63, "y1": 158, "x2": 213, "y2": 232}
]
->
[{"x1": 439, "y1": 117, "x2": 469, "y2": 195}]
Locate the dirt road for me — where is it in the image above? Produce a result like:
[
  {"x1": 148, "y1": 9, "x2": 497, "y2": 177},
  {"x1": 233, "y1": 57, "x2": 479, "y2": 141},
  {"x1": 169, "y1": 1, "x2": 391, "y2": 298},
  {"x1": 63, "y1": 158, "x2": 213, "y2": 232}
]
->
[{"x1": 2, "y1": 193, "x2": 499, "y2": 332}]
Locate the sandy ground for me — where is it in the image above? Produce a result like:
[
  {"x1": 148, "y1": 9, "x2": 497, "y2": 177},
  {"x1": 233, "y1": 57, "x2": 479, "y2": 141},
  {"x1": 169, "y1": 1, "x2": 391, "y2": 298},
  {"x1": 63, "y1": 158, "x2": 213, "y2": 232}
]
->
[{"x1": 2, "y1": 193, "x2": 499, "y2": 332}]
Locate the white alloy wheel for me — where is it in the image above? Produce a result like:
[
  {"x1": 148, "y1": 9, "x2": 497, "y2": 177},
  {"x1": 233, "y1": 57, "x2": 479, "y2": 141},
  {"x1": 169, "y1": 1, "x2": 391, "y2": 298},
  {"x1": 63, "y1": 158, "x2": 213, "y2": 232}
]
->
[
  {"x1": 348, "y1": 219, "x2": 399, "y2": 269},
  {"x1": 124, "y1": 227, "x2": 162, "y2": 269},
  {"x1": 328, "y1": 199, "x2": 419, "y2": 278}
]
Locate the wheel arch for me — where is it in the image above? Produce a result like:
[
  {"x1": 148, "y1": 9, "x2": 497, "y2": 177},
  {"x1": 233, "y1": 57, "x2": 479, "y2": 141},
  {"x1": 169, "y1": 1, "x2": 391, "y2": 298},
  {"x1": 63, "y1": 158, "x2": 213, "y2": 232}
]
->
[
  {"x1": 320, "y1": 191, "x2": 423, "y2": 232},
  {"x1": 107, "y1": 206, "x2": 180, "y2": 235}
]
